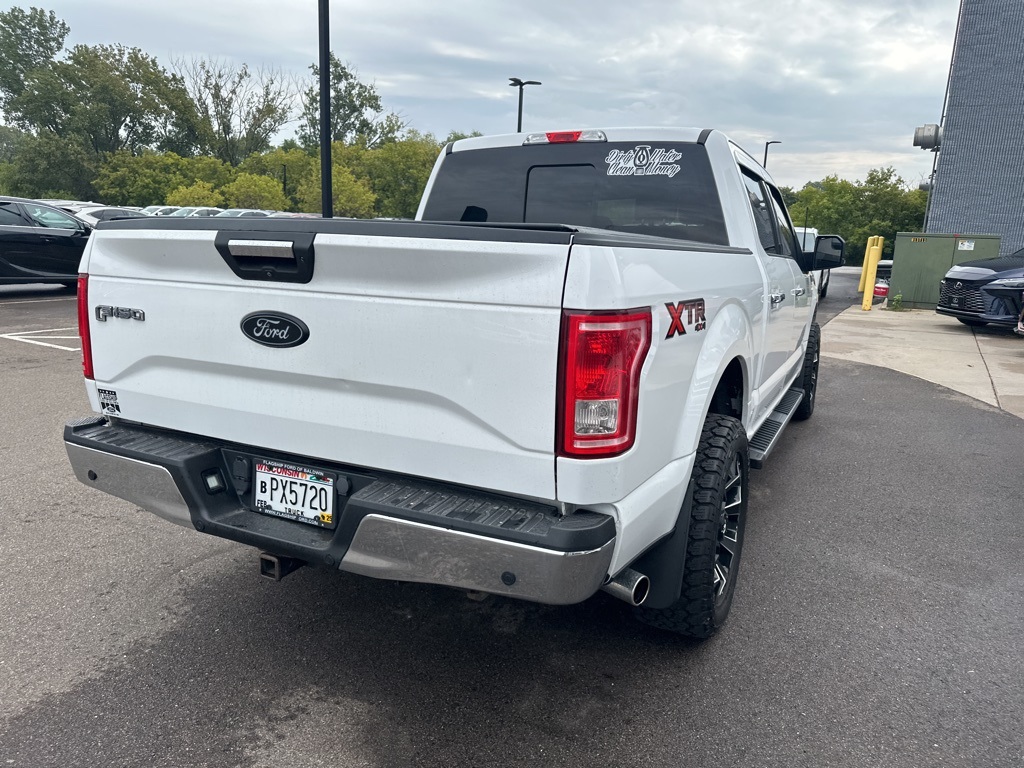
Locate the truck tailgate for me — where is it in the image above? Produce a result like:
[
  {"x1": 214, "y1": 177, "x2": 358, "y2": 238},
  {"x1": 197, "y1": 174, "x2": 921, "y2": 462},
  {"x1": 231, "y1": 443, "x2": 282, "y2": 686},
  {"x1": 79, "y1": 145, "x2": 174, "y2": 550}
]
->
[{"x1": 83, "y1": 220, "x2": 573, "y2": 500}]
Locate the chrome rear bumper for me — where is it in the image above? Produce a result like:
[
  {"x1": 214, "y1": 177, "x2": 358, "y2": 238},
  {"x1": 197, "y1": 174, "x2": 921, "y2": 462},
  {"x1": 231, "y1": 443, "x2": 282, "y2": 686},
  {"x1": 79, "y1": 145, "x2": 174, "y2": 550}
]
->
[
  {"x1": 341, "y1": 514, "x2": 614, "y2": 604},
  {"x1": 64, "y1": 419, "x2": 616, "y2": 605}
]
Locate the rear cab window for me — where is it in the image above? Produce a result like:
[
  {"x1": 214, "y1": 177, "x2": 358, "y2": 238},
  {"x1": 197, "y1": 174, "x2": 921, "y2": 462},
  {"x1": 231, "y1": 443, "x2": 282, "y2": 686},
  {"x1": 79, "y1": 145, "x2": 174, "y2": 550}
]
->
[{"x1": 421, "y1": 142, "x2": 729, "y2": 246}]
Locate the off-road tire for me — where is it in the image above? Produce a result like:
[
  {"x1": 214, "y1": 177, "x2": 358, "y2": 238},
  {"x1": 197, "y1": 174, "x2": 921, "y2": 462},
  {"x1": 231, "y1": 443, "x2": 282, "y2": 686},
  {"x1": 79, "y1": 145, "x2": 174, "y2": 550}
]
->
[
  {"x1": 635, "y1": 414, "x2": 749, "y2": 639},
  {"x1": 793, "y1": 322, "x2": 820, "y2": 421}
]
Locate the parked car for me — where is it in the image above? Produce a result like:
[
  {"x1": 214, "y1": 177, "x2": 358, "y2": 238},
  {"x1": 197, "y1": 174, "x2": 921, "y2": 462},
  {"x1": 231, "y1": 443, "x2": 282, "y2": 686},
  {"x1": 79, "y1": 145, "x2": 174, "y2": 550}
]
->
[
  {"x1": 148, "y1": 206, "x2": 181, "y2": 216},
  {"x1": 167, "y1": 206, "x2": 223, "y2": 217},
  {"x1": 75, "y1": 206, "x2": 150, "y2": 227},
  {"x1": 0, "y1": 195, "x2": 92, "y2": 287},
  {"x1": 37, "y1": 199, "x2": 103, "y2": 213},
  {"x1": 937, "y1": 249, "x2": 1024, "y2": 328},
  {"x1": 214, "y1": 209, "x2": 270, "y2": 218}
]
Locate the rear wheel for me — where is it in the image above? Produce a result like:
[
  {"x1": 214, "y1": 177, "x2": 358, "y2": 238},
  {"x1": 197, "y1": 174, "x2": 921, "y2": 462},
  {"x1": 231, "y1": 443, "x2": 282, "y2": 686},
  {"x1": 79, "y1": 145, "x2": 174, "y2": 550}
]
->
[
  {"x1": 635, "y1": 414, "x2": 749, "y2": 638},
  {"x1": 793, "y1": 322, "x2": 820, "y2": 421},
  {"x1": 957, "y1": 318, "x2": 988, "y2": 327}
]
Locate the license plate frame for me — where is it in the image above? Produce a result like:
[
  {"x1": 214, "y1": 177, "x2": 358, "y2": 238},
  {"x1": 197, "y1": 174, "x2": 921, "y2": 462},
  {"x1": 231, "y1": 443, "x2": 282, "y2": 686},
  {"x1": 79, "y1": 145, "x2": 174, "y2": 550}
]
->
[{"x1": 252, "y1": 458, "x2": 337, "y2": 529}]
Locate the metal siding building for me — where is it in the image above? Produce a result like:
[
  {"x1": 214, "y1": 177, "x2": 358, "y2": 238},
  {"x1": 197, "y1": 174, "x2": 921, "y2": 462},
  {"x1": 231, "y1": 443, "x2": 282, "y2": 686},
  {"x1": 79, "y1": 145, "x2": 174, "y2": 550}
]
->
[{"x1": 927, "y1": 0, "x2": 1024, "y2": 255}]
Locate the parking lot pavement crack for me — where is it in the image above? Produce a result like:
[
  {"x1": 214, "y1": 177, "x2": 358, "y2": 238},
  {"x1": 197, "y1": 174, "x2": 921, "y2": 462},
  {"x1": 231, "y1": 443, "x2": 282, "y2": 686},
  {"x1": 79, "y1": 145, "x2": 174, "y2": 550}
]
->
[{"x1": 971, "y1": 328, "x2": 1002, "y2": 410}]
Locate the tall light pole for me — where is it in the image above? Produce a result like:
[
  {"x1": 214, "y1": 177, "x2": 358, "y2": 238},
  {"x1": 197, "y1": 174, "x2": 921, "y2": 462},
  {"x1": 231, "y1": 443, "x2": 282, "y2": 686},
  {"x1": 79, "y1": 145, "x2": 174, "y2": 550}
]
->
[
  {"x1": 763, "y1": 140, "x2": 781, "y2": 168},
  {"x1": 318, "y1": 0, "x2": 332, "y2": 217},
  {"x1": 508, "y1": 77, "x2": 541, "y2": 132}
]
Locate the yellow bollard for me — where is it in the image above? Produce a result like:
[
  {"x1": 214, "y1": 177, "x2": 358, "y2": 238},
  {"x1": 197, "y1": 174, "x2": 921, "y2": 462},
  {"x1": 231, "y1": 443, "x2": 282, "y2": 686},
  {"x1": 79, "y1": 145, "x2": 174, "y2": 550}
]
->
[
  {"x1": 860, "y1": 238, "x2": 885, "y2": 311},
  {"x1": 858, "y1": 236, "x2": 879, "y2": 293}
]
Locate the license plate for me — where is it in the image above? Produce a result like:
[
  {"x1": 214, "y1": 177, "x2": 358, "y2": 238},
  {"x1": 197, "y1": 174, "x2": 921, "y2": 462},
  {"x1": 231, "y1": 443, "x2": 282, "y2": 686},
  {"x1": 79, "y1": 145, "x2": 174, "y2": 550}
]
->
[
  {"x1": 950, "y1": 297, "x2": 963, "y2": 308},
  {"x1": 253, "y1": 459, "x2": 335, "y2": 528}
]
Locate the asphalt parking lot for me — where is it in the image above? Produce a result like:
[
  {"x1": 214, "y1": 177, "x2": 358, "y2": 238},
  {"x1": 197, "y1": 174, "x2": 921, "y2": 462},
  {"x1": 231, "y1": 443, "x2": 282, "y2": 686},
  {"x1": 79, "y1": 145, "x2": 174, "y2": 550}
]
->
[{"x1": 0, "y1": 275, "x2": 1021, "y2": 768}]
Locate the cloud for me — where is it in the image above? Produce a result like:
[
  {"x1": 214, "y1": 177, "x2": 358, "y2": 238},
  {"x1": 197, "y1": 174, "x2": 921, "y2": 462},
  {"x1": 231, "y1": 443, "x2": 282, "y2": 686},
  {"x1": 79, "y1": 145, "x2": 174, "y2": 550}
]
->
[{"x1": 37, "y1": 0, "x2": 957, "y2": 187}]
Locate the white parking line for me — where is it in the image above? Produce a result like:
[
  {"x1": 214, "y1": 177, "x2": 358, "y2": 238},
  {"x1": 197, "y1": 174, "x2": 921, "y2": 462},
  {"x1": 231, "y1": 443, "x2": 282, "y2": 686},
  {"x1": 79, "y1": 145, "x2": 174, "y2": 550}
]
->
[
  {"x1": 0, "y1": 297, "x2": 77, "y2": 305},
  {"x1": 0, "y1": 326, "x2": 80, "y2": 352}
]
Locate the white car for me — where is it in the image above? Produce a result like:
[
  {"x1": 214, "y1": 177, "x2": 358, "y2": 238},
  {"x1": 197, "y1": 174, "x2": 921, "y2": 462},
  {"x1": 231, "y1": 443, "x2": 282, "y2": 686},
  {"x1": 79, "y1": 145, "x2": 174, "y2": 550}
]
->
[
  {"x1": 167, "y1": 207, "x2": 224, "y2": 217},
  {"x1": 74, "y1": 206, "x2": 149, "y2": 227}
]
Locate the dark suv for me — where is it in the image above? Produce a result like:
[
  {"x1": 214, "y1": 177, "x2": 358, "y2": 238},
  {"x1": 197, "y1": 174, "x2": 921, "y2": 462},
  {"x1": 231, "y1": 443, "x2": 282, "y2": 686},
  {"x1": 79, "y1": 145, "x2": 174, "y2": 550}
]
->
[{"x1": 937, "y1": 249, "x2": 1024, "y2": 328}]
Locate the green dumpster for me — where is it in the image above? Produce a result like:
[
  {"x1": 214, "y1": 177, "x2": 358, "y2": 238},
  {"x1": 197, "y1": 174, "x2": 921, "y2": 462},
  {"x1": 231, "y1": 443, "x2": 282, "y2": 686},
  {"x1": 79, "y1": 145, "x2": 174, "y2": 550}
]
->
[{"x1": 888, "y1": 232, "x2": 1001, "y2": 308}]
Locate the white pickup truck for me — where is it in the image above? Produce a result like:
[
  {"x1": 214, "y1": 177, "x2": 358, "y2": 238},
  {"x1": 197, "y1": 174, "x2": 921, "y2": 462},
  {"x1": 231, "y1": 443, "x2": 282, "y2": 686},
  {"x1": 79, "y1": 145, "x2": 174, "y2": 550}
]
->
[{"x1": 64, "y1": 128, "x2": 843, "y2": 638}]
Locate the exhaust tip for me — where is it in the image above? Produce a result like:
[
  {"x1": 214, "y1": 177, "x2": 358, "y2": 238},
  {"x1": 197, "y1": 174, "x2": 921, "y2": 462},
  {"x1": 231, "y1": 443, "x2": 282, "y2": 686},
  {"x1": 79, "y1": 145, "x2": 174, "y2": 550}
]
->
[{"x1": 601, "y1": 568, "x2": 650, "y2": 606}]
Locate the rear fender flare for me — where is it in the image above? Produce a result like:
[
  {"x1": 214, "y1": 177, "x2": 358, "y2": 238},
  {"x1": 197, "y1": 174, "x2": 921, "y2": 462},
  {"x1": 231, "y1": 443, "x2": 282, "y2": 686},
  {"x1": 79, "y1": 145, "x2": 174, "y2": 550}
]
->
[{"x1": 671, "y1": 300, "x2": 752, "y2": 458}]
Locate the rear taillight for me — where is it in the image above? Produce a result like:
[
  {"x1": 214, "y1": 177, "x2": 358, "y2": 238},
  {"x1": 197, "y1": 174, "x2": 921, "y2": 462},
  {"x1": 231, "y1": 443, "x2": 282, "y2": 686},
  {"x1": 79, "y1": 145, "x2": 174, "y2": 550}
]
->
[
  {"x1": 558, "y1": 308, "x2": 651, "y2": 458},
  {"x1": 77, "y1": 273, "x2": 93, "y2": 380}
]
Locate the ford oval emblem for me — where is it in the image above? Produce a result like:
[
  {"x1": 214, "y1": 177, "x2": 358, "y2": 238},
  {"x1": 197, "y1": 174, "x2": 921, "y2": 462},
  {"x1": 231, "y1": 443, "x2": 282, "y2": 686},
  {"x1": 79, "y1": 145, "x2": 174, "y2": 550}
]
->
[{"x1": 240, "y1": 312, "x2": 310, "y2": 348}]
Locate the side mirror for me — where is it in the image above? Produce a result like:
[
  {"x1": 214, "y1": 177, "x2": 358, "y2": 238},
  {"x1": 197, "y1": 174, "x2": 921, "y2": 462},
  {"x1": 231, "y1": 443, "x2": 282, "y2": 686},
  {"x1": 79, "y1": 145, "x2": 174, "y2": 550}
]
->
[{"x1": 812, "y1": 235, "x2": 844, "y2": 270}]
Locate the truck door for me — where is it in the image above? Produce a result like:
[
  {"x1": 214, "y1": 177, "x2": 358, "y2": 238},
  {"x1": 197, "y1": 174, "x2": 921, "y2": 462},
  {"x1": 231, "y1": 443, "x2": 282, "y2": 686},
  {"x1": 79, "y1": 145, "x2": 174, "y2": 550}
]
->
[
  {"x1": 0, "y1": 201, "x2": 51, "y2": 278},
  {"x1": 739, "y1": 170, "x2": 805, "y2": 412},
  {"x1": 764, "y1": 184, "x2": 813, "y2": 336}
]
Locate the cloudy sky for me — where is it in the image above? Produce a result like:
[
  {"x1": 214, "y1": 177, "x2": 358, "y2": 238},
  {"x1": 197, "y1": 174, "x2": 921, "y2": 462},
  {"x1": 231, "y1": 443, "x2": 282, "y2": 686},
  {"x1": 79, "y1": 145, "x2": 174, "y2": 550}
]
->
[{"x1": 34, "y1": 0, "x2": 959, "y2": 189}]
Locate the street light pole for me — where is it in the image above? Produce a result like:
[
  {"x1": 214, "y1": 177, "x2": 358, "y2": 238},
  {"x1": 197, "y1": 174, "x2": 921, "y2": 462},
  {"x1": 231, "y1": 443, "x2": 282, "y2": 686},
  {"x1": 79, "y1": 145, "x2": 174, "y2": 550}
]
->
[
  {"x1": 318, "y1": 0, "x2": 332, "y2": 218},
  {"x1": 508, "y1": 77, "x2": 541, "y2": 132},
  {"x1": 763, "y1": 140, "x2": 781, "y2": 168}
]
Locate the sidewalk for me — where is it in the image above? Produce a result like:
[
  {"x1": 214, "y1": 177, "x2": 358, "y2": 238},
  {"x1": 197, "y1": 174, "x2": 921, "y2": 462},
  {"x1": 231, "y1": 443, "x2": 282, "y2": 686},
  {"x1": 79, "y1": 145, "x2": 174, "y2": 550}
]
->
[{"x1": 821, "y1": 305, "x2": 1024, "y2": 420}]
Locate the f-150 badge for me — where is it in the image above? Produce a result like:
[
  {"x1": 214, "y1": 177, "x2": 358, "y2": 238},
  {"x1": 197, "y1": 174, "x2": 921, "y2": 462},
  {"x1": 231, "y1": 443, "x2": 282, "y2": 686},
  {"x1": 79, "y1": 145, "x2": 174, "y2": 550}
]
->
[
  {"x1": 665, "y1": 299, "x2": 706, "y2": 339},
  {"x1": 606, "y1": 146, "x2": 682, "y2": 177}
]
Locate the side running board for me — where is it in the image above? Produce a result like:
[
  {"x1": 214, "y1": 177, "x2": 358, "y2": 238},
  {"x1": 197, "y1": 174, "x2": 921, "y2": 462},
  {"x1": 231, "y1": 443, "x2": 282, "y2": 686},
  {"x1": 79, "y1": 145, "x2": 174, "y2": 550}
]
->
[{"x1": 748, "y1": 387, "x2": 804, "y2": 469}]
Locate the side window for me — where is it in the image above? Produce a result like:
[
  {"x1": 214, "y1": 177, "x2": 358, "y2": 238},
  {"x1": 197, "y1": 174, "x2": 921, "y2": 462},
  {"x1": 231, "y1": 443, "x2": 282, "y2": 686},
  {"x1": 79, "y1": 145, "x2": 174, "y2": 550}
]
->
[
  {"x1": 740, "y1": 171, "x2": 775, "y2": 252},
  {"x1": 24, "y1": 204, "x2": 79, "y2": 229},
  {"x1": 765, "y1": 187, "x2": 796, "y2": 257},
  {"x1": 0, "y1": 202, "x2": 25, "y2": 226}
]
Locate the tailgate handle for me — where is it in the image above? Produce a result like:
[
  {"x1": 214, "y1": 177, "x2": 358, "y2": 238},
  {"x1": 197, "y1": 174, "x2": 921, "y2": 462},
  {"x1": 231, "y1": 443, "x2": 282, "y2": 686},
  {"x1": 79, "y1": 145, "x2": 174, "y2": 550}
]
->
[
  {"x1": 227, "y1": 239, "x2": 296, "y2": 260},
  {"x1": 214, "y1": 231, "x2": 315, "y2": 284}
]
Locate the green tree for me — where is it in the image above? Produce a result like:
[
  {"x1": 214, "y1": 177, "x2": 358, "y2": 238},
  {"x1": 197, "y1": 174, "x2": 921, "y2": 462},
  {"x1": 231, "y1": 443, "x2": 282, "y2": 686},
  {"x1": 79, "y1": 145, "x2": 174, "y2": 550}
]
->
[
  {"x1": 166, "y1": 179, "x2": 223, "y2": 207},
  {"x1": 239, "y1": 146, "x2": 315, "y2": 210},
  {"x1": 356, "y1": 131, "x2": 441, "y2": 218},
  {"x1": 443, "y1": 130, "x2": 483, "y2": 144},
  {"x1": 95, "y1": 151, "x2": 188, "y2": 206},
  {"x1": 790, "y1": 168, "x2": 926, "y2": 264},
  {"x1": 297, "y1": 54, "x2": 404, "y2": 149},
  {"x1": 0, "y1": 123, "x2": 27, "y2": 162},
  {"x1": 0, "y1": 6, "x2": 68, "y2": 115},
  {"x1": 179, "y1": 154, "x2": 235, "y2": 188},
  {"x1": 5, "y1": 131, "x2": 95, "y2": 199},
  {"x1": 295, "y1": 161, "x2": 376, "y2": 217},
  {"x1": 94, "y1": 151, "x2": 234, "y2": 206},
  {"x1": 220, "y1": 173, "x2": 288, "y2": 210},
  {"x1": 10, "y1": 44, "x2": 200, "y2": 155},
  {"x1": 174, "y1": 57, "x2": 294, "y2": 165}
]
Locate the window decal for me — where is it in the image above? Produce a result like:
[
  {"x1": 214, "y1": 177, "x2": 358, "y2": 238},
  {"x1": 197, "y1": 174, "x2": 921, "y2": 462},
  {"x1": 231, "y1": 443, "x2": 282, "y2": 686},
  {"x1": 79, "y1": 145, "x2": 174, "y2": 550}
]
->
[{"x1": 605, "y1": 146, "x2": 682, "y2": 178}]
